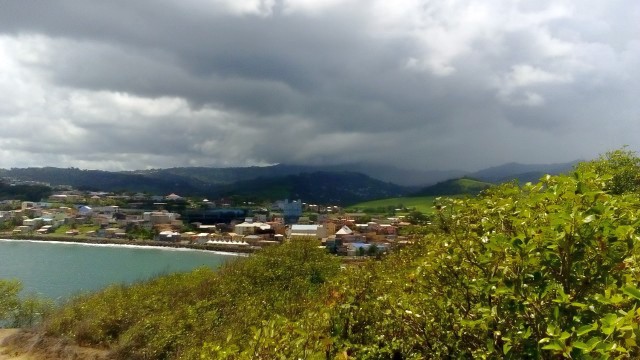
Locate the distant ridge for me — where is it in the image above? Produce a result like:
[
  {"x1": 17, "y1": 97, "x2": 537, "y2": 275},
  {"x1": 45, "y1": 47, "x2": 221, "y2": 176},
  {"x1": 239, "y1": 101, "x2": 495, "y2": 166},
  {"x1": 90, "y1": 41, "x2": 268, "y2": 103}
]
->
[
  {"x1": 469, "y1": 160, "x2": 580, "y2": 183},
  {"x1": 0, "y1": 160, "x2": 582, "y2": 203},
  {"x1": 215, "y1": 171, "x2": 409, "y2": 205},
  {"x1": 130, "y1": 163, "x2": 466, "y2": 187},
  {"x1": 0, "y1": 167, "x2": 206, "y2": 195},
  {"x1": 0, "y1": 167, "x2": 409, "y2": 204}
]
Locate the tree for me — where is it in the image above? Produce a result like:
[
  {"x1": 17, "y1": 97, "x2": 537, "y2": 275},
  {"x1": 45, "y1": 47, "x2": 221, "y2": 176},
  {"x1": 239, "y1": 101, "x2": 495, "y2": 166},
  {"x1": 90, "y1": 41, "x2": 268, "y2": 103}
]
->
[
  {"x1": 0, "y1": 279, "x2": 21, "y2": 323},
  {"x1": 575, "y1": 147, "x2": 640, "y2": 194},
  {"x1": 405, "y1": 210, "x2": 430, "y2": 225},
  {"x1": 0, "y1": 279, "x2": 51, "y2": 327},
  {"x1": 366, "y1": 243, "x2": 378, "y2": 256}
]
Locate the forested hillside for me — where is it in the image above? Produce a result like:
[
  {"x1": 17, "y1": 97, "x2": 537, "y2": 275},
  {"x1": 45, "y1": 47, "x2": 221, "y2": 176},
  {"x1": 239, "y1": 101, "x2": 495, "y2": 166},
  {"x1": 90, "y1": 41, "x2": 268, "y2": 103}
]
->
[
  {"x1": 0, "y1": 181, "x2": 52, "y2": 202},
  {"x1": 216, "y1": 171, "x2": 408, "y2": 205},
  {"x1": 0, "y1": 167, "x2": 409, "y2": 204},
  {"x1": 4, "y1": 149, "x2": 640, "y2": 359}
]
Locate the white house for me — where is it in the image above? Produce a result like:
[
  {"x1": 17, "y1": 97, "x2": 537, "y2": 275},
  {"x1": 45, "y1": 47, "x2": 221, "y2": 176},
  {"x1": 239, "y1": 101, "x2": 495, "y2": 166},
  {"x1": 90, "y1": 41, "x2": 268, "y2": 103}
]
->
[
  {"x1": 165, "y1": 193, "x2": 183, "y2": 201},
  {"x1": 77, "y1": 206, "x2": 93, "y2": 217},
  {"x1": 288, "y1": 224, "x2": 327, "y2": 240},
  {"x1": 23, "y1": 218, "x2": 44, "y2": 229},
  {"x1": 157, "y1": 230, "x2": 181, "y2": 242},
  {"x1": 335, "y1": 226, "x2": 353, "y2": 236},
  {"x1": 234, "y1": 219, "x2": 270, "y2": 235}
]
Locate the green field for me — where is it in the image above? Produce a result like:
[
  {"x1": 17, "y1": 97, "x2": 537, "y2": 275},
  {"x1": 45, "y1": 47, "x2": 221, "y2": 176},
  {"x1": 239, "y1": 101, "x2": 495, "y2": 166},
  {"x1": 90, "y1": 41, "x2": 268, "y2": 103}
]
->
[
  {"x1": 346, "y1": 196, "x2": 442, "y2": 214},
  {"x1": 346, "y1": 177, "x2": 492, "y2": 215}
]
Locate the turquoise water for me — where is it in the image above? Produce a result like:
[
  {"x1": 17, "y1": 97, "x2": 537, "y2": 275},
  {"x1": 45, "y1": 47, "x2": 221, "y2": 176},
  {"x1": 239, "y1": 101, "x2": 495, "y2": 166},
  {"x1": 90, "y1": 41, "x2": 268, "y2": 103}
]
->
[{"x1": 0, "y1": 239, "x2": 235, "y2": 302}]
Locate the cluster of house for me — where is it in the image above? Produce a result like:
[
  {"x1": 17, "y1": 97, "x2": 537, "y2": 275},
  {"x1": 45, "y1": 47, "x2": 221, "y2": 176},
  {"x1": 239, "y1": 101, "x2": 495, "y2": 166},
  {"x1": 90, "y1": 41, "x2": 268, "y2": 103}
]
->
[
  {"x1": 0, "y1": 200, "x2": 189, "y2": 237},
  {"x1": 0, "y1": 195, "x2": 411, "y2": 256}
]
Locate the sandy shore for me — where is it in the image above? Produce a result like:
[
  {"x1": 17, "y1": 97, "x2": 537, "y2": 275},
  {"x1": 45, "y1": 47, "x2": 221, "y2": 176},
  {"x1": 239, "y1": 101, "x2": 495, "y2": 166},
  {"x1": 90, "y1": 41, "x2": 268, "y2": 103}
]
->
[{"x1": 0, "y1": 233, "x2": 257, "y2": 255}]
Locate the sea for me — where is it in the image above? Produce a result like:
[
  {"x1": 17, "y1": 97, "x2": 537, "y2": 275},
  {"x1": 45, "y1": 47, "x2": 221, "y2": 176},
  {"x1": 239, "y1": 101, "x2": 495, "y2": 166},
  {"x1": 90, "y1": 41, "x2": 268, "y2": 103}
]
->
[{"x1": 0, "y1": 239, "x2": 235, "y2": 302}]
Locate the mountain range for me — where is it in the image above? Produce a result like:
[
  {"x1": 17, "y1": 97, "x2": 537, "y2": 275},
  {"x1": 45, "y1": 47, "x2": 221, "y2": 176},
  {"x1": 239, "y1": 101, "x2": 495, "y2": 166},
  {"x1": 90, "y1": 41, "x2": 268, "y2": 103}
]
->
[{"x1": 0, "y1": 161, "x2": 579, "y2": 205}]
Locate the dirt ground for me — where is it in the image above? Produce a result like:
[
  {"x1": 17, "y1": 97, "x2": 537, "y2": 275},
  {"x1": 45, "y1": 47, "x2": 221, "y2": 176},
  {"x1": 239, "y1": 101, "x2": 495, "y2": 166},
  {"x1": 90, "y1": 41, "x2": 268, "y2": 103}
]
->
[
  {"x1": 0, "y1": 330, "x2": 34, "y2": 360},
  {"x1": 0, "y1": 329, "x2": 112, "y2": 360}
]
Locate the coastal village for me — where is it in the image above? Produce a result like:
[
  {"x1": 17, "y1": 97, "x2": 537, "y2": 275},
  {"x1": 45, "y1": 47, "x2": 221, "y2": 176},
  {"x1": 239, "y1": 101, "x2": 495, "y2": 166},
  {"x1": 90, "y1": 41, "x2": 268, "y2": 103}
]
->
[{"x1": 0, "y1": 185, "x2": 417, "y2": 257}]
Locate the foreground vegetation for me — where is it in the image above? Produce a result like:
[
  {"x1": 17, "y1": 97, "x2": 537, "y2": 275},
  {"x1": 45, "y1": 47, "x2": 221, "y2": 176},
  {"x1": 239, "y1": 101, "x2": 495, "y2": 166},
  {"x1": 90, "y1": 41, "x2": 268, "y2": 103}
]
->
[
  {"x1": 5, "y1": 149, "x2": 640, "y2": 359},
  {"x1": 0, "y1": 279, "x2": 53, "y2": 328},
  {"x1": 41, "y1": 240, "x2": 340, "y2": 359}
]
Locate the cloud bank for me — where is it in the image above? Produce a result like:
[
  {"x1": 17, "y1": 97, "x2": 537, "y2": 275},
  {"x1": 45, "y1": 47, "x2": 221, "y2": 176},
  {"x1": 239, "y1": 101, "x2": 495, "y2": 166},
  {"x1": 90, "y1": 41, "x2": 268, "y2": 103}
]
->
[{"x1": 0, "y1": 0, "x2": 638, "y2": 171}]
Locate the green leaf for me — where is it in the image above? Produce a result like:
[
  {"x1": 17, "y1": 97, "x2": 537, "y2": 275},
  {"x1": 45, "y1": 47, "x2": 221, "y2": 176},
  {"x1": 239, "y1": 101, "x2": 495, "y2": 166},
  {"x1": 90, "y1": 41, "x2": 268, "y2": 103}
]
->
[
  {"x1": 486, "y1": 338, "x2": 495, "y2": 353},
  {"x1": 622, "y1": 285, "x2": 640, "y2": 300},
  {"x1": 542, "y1": 340, "x2": 565, "y2": 351},
  {"x1": 601, "y1": 313, "x2": 618, "y2": 326},
  {"x1": 573, "y1": 341, "x2": 589, "y2": 350},
  {"x1": 586, "y1": 337, "x2": 601, "y2": 349},
  {"x1": 601, "y1": 325, "x2": 615, "y2": 336},
  {"x1": 577, "y1": 323, "x2": 598, "y2": 336},
  {"x1": 539, "y1": 337, "x2": 551, "y2": 344},
  {"x1": 503, "y1": 342, "x2": 512, "y2": 355},
  {"x1": 571, "y1": 302, "x2": 588, "y2": 309}
]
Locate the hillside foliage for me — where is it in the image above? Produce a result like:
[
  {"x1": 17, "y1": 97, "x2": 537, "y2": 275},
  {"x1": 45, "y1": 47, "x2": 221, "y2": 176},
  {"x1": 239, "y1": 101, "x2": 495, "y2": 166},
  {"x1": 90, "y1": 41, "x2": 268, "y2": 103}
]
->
[
  {"x1": 42, "y1": 240, "x2": 340, "y2": 359},
  {"x1": 0, "y1": 181, "x2": 52, "y2": 202},
  {"x1": 11, "y1": 149, "x2": 640, "y2": 359}
]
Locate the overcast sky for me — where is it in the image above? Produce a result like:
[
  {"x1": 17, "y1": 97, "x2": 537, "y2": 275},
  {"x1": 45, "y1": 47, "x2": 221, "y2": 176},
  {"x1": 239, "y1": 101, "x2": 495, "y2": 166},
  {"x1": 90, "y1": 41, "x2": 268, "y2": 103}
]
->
[{"x1": 0, "y1": 0, "x2": 638, "y2": 171}]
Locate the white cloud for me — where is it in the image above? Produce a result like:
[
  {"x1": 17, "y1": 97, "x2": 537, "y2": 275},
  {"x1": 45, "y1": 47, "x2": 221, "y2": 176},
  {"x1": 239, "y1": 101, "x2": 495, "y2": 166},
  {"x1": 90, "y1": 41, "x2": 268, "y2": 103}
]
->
[
  {"x1": 495, "y1": 64, "x2": 572, "y2": 106},
  {"x1": 282, "y1": 0, "x2": 349, "y2": 15}
]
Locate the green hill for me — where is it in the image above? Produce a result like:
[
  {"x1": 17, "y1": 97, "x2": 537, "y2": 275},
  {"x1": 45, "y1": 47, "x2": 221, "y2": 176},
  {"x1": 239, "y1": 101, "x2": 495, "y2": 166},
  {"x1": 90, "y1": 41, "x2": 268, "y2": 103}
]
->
[
  {"x1": 413, "y1": 176, "x2": 492, "y2": 196},
  {"x1": 217, "y1": 171, "x2": 409, "y2": 205},
  {"x1": 346, "y1": 177, "x2": 493, "y2": 214}
]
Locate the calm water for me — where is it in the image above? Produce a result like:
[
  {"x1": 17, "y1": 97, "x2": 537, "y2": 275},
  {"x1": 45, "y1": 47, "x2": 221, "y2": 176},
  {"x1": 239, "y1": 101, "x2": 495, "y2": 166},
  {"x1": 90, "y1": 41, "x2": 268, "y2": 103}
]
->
[{"x1": 0, "y1": 239, "x2": 235, "y2": 301}]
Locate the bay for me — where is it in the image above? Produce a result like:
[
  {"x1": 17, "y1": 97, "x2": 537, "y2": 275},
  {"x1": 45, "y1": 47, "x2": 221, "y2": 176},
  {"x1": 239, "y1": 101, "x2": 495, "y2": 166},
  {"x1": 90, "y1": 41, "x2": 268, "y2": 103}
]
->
[{"x1": 0, "y1": 239, "x2": 234, "y2": 302}]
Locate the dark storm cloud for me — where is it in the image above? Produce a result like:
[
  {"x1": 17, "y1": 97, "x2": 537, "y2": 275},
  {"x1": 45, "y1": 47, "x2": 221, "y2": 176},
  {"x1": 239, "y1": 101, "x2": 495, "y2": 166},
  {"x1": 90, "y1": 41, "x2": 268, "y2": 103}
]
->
[{"x1": 0, "y1": 0, "x2": 638, "y2": 171}]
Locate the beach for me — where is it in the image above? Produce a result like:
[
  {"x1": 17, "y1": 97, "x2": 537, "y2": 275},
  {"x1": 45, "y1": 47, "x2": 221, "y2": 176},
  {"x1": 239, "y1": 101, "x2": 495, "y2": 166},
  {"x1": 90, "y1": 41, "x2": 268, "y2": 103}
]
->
[{"x1": 0, "y1": 233, "x2": 257, "y2": 255}]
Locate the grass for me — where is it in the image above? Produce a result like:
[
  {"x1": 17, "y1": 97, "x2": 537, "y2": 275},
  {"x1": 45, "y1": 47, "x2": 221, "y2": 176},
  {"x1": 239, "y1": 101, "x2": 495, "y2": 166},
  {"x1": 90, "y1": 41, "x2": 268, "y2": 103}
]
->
[{"x1": 346, "y1": 196, "x2": 441, "y2": 214}]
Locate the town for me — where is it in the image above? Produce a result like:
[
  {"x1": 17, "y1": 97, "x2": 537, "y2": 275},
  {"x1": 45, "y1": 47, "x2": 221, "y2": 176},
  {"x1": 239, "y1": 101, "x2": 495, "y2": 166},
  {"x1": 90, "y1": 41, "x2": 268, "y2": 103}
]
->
[{"x1": 0, "y1": 185, "x2": 421, "y2": 257}]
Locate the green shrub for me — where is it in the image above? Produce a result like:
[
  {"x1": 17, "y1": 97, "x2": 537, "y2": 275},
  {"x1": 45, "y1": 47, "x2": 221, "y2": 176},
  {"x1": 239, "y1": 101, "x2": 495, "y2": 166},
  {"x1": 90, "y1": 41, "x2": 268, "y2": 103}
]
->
[
  {"x1": 44, "y1": 240, "x2": 340, "y2": 359},
  {"x1": 245, "y1": 150, "x2": 640, "y2": 359},
  {"x1": 1, "y1": 279, "x2": 53, "y2": 328}
]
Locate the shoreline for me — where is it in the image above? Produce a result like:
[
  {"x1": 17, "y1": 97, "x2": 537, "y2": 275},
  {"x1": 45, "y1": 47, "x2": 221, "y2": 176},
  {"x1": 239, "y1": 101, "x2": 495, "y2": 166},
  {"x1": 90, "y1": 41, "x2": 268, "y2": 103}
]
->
[{"x1": 0, "y1": 233, "x2": 257, "y2": 255}]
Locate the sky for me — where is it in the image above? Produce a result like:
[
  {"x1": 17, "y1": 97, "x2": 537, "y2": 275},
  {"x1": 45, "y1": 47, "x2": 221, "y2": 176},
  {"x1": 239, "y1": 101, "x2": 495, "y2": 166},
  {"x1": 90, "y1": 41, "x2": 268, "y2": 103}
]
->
[{"x1": 0, "y1": 0, "x2": 638, "y2": 172}]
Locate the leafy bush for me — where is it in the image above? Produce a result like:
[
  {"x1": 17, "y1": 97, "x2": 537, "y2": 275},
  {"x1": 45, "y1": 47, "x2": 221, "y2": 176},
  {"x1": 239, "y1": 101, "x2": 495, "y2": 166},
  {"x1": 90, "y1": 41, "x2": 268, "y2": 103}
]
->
[
  {"x1": 43, "y1": 239, "x2": 340, "y2": 359},
  {"x1": 0, "y1": 279, "x2": 53, "y2": 328},
  {"x1": 234, "y1": 150, "x2": 640, "y2": 359}
]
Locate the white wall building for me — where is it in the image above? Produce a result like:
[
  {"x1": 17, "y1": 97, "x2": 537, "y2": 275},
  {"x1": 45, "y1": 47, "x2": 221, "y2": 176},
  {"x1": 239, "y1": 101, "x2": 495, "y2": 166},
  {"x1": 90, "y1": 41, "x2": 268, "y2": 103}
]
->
[{"x1": 287, "y1": 224, "x2": 326, "y2": 240}]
